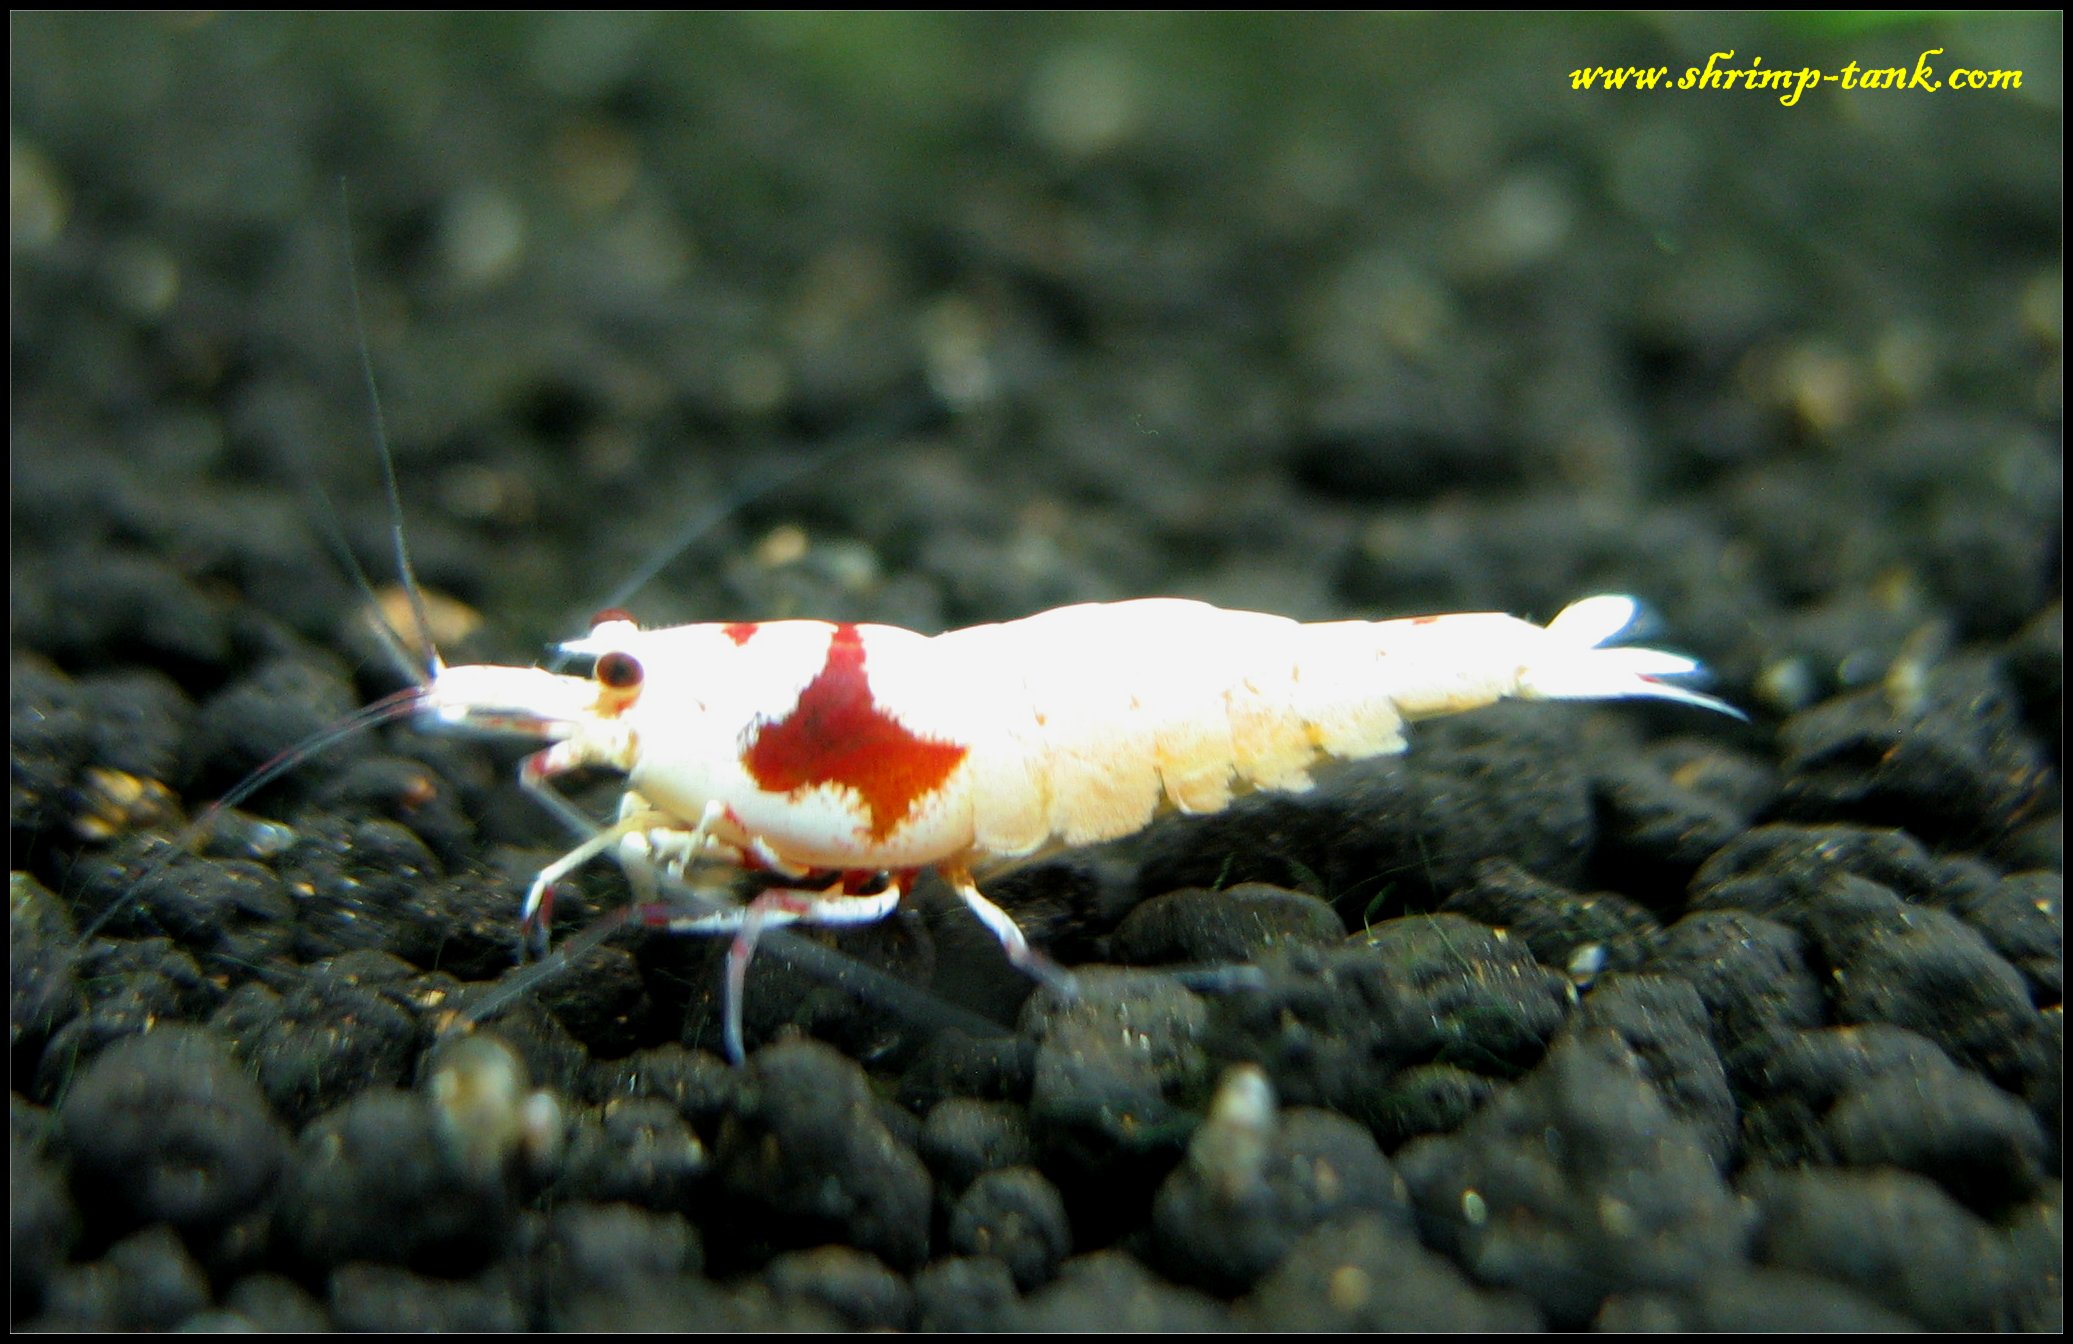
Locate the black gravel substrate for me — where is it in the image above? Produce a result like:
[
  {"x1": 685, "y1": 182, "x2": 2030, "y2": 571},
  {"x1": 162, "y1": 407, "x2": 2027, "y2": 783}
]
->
[{"x1": 12, "y1": 14, "x2": 2060, "y2": 1330}]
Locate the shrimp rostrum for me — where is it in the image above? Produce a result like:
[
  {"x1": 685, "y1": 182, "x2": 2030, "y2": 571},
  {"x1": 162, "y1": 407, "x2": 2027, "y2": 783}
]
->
[{"x1": 424, "y1": 594, "x2": 1738, "y2": 1060}]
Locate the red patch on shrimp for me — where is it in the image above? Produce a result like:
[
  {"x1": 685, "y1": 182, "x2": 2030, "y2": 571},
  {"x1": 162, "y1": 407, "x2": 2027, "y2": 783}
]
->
[
  {"x1": 742, "y1": 624, "x2": 967, "y2": 841},
  {"x1": 720, "y1": 622, "x2": 759, "y2": 646}
]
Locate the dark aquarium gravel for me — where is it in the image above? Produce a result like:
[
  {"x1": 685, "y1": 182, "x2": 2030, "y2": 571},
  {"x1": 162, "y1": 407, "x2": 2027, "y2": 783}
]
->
[{"x1": 12, "y1": 13, "x2": 2060, "y2": 1331}]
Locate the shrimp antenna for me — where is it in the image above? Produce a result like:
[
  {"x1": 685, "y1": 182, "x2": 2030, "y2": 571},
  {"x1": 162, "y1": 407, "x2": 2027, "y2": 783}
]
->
[
  {"x1": 583, "y1": 388, "x2": 941, "y2": 623},
  {"x1": 76, "y1": 686, "x2": 428, "y2": 943},
  {"x1": 77, "y1": 191, "x2": 434, "y2": 946},
  {"x1": 337, "y1": 178, "x2": 441, "y2": 686}
]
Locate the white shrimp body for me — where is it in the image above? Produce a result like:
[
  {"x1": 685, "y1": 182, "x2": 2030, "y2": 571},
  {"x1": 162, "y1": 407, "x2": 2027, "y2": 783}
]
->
[{"x1": 437, "y1": 593, "x2": 1730, "y2": 875}]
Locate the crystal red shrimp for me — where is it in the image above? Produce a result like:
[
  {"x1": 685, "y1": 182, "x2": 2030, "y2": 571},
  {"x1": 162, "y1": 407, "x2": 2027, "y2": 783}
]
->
[{"x1": 420, "y1": 592, "x2": 1739, "y2": 1061}]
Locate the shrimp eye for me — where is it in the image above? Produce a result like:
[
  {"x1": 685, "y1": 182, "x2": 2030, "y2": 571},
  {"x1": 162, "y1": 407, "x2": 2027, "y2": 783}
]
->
[{"x1": 596, "y1": 650, "x2": 644, "y2": 691}]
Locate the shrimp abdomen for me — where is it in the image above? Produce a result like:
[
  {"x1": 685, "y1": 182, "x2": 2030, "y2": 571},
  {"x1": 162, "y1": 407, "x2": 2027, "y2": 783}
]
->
[{"x1": 948, "y1": 595, "x2": 1730, "y2": 860}]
